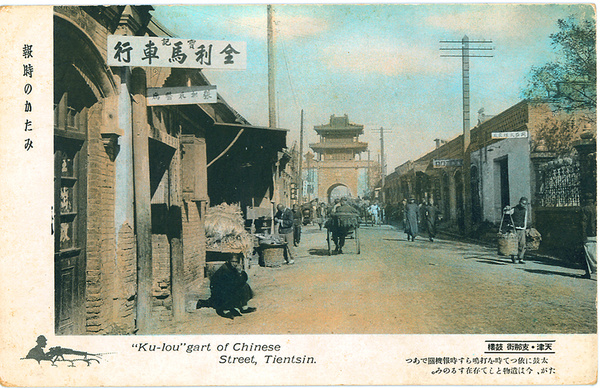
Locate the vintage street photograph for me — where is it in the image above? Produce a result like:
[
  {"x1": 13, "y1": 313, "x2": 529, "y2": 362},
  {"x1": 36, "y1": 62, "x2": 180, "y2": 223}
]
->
[{"x1": 51, "y1": 4, "x2": 596, "y2": 338}]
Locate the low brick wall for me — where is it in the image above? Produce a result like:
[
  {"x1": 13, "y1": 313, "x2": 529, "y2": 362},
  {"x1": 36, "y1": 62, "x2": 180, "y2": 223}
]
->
[
  {"x1": 183, "y1": 201, "x2": 206, "y2": 293},
  {"x1": 152, "y1": 234, "x2": 173, "y2": 321}
]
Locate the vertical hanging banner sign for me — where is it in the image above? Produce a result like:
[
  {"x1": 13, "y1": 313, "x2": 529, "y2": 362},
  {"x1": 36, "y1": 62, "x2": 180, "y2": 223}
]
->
[
  {"x1": 107, "y1": 36, "x2": 246, "y2": 70},
  {"x1": 147, "y1": 86, "x2": 217, "y2": 106}
]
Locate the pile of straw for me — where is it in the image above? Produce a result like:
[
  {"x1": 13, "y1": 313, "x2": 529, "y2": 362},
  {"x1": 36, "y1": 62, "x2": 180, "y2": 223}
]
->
[{"x1": 205, "y1": 203, "x2": 253, "y2": 256}]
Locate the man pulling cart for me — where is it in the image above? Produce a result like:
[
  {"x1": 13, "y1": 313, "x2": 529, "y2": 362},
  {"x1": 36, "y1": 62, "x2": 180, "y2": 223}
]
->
[{"x1": 326, "y1": 198, "x2": 360, "y2": 254}]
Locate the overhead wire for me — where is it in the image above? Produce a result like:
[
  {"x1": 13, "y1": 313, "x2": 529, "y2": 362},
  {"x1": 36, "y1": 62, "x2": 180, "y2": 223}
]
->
[{"x1": 279, "y1": 38, "x2": 301, "y2": 113}]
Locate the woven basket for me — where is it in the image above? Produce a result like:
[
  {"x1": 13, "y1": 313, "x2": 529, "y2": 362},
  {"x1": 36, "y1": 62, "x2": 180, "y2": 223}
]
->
[
  {"x1": 526, "y1": 228, "x2": 542, "y2": 251},
  {"x1": 498, "y1": 232, "x2": 518, "y2": 256},
  {"x1": 259, "y1": 245, "x2": 285, "y2": 267}
]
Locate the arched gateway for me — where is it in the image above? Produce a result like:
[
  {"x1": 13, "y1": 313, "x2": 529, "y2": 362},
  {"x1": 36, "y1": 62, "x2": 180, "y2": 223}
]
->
[{"x1": 328, "y1": 184, "x2": 352, "y2": 202}]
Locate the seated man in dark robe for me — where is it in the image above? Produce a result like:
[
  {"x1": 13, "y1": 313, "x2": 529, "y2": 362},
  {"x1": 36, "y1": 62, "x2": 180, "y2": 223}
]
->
[{"x1": 197, "y1": 259, "x2": 256, "y2": 319}]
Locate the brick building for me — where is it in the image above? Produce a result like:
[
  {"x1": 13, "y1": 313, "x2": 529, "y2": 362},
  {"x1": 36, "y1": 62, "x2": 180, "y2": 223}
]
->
[{"x1": 54, "y1": 6, "x2": 287, "y2": 334}]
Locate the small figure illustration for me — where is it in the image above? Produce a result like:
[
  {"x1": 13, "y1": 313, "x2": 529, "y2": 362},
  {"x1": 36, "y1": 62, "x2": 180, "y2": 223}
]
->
[
  {"x1": 23, "y1": 336, "x2": 104, "y2": 367},
  {"x1": 24, "y1": 335, "x2": 53, "y2": 363}
]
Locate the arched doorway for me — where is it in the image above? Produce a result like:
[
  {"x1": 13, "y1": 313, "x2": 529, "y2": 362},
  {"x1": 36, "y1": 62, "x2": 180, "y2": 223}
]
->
[
  {"x1": 454, "y1": 170, "x2": 465, "y2": 231},
  {"x1": 327, "y1": 184, "x2": 352, "y2": 203},
  {"x1": 442, "y1": 172, "x2": 450, "y2": 221},
  {"x1": 470, "y1": 165, "x2": 482, "y2": 224}
]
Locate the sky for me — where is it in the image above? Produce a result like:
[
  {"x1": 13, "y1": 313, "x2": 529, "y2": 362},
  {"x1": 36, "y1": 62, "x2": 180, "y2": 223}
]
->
[{"x1": 151, "y1": 3, "x2": 595, "y2": 171}]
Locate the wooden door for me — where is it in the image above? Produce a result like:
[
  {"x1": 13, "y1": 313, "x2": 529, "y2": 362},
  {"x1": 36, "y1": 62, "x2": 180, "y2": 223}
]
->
[{"x1": 54, "y1": 96, "x2": 87, "y2": 335}]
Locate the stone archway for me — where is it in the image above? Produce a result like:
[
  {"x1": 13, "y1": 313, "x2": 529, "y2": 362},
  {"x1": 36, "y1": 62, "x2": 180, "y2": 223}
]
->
[{"x1": 327, "y1": 183, "x2": 352, "y2": 203}]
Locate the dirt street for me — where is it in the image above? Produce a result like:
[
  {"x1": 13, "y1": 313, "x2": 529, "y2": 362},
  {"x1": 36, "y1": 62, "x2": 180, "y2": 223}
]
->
[{"x1": 157, "y1": 224, "x2": 597, "y2": 335}]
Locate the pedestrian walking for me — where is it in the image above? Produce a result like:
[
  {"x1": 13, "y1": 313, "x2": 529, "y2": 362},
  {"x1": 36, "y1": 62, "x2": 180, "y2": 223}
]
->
[
  {"x1": 331, "y1": 198, "x2": 341, "y2": 214},
  {"x1": 316, "y1": 202, "x2": 327, "y2": 230},
  {"x1": 503, "y1": 196, "x2": 529, "y2": 264},
  {"x1": 405, "y1": 197, "x2": 419, "y2": 241},
  {"x1": 274, "y1": 204, "x2": 295, "y2": 264},
  {"x1": 581, "y1": 193, "x2": 596, "y2": 279},
  {"x1": 369, "y1": 203, "x2": 380, "y2": 225},
  {"x1": 424, "y1": 198, "x2": 438, "y2": 242},
  {"x1": 292, "y1": 203, "x2": 302, "y2": 246}
]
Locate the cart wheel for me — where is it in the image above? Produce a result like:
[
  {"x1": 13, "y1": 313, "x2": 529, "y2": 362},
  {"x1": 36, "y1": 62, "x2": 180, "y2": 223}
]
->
[{"x1": 326, "y1": 229, "x2": 332, "y2": 256}]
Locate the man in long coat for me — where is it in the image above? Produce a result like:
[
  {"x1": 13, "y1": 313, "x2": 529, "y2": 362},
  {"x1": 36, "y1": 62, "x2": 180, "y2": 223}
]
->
[
  {"x1": 424, "y1": 198, "x2": 438, "y2": 242},
  {"x1": 275, "y1": 204, "x2": 295, "y2": 264},
  {"x1": 404, "y1": 198, "x2": 419, "y2": 241}
]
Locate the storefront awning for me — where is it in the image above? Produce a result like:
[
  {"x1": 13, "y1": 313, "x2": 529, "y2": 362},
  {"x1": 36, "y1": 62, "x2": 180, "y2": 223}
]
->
[
  {"x1": 412, "y1": 161, "x2": 430, "y2": 173},
  {"x1": 212, "y1": 122, "x2": 289, "y2": 134}
]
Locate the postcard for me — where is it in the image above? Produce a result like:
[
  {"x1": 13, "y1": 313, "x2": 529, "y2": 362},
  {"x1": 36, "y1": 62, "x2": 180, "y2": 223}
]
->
[{"x1": 0, "y1": 4, "x2": 597, "y2": 386}]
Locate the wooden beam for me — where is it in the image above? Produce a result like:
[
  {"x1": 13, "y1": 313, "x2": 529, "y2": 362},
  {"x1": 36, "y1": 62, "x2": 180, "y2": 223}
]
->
[{"x1": 131, "y1": 67, "x2": 153, "y2": 333}]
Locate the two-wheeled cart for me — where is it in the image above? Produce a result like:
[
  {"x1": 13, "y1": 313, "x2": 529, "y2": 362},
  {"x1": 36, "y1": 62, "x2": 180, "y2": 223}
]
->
[{"x1": 325, "y1": 217, "x2": 360, "y2": 255}]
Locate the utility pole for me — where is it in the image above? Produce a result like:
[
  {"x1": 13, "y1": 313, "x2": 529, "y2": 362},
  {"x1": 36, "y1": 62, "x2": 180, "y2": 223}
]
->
[
  {"x1": 267, "y1": 5, "x2": 276, "y2": 128},
  {"x1": 440, "y1": 36, "x2": 493, "y2": 151},
  {"x1": 440, "y1": 36, "x2": 493, "y2": 236},
  {"x1": 370, "y1": 127, "x2": 391, "y2": 203},
  {"x1": 298, "y1": 109, "x2": 304, "y2": 203},
  {"x1": 367, "y1": 149, "x2": 371, "y2": 197}
]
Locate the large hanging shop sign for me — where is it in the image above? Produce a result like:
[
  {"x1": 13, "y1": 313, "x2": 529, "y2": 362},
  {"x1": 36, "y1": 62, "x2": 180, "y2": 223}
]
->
[{"x1": 107, "y1": 36, "x2": 246, "y2": 70}]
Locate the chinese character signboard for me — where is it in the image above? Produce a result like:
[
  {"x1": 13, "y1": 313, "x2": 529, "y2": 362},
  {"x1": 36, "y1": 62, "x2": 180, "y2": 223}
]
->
[
  {"x1": 107, "y1": 36, "x2": 246, "y2": 70},
  {"x1": 433, "y1": 159, "x2": 463, "y2": 168},
  {"x1": 147, "y1": 86, "x2": 217, "y2": 106},
  {"x1": 491, "y1": 131, "x2": 529, "y2": 139}
]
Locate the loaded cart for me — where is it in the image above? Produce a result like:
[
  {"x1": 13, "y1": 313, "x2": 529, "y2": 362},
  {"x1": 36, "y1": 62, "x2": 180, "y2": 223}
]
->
[{"x1": 325, "y1": 212, "x2": 360, "y2": 255}]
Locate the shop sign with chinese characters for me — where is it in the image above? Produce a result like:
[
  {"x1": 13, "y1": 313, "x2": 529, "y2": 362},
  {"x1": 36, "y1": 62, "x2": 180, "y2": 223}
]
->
[
  {"x1": 147, "y1": 86, "x2": 217, "y2": 106},
  {"x1": 491, "y1": 131, "x2": 529, "y2": 139},
  {"x1": 433, "y1": 159, "x2": 463, "y2": 168},
  {"x1": 107, "y1": 36, "x2": 246, "y2": 70}
]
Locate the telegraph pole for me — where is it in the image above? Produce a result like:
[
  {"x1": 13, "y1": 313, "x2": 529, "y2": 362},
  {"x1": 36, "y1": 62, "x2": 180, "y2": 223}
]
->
[
  {"x1": 267, "y1": 5, "x2": 276, "y2": 128},
  {"x1": 298, "y1": 109, "x2": 304, "y2": 203},
  {"x1": 440, "y1": 36, "x2": 493, "y2": 236},
  {"x1": 367, "y1": 149, "x2": 371, "y2": 197},
  {"x1": 440, "y1": 36, "x2": 493, "y2": 151},
  {"x1": 371, "y1": 127, "x2": 391, "y2": 203}
]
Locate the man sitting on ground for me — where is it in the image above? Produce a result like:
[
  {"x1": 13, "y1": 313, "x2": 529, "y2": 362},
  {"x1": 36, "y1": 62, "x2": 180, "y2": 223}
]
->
[{"x1": 197, "y1": 259, "x2": 256, "y2": 319}]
